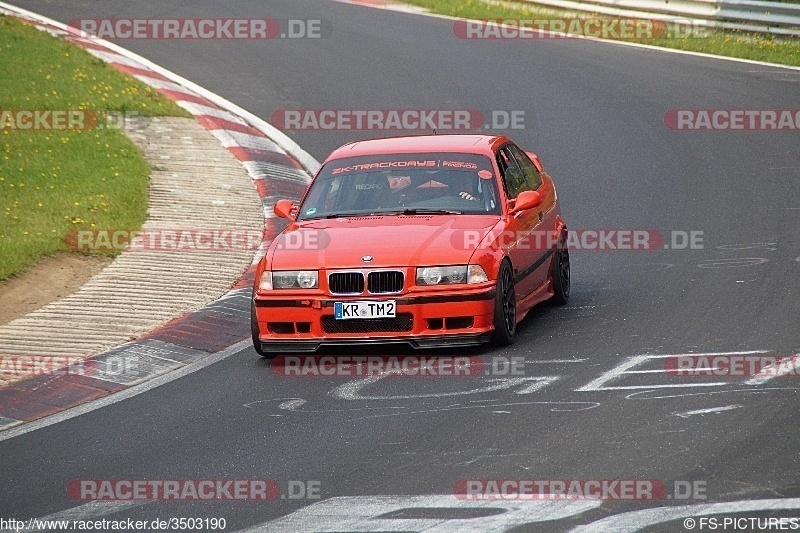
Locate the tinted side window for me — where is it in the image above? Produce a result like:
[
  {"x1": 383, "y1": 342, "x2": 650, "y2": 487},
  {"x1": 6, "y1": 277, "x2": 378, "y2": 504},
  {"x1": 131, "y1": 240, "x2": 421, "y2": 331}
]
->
[
  {"x1": 496, "y1": 146, "x2": 526, "y2": 199},
  {"x1": 506, "y1": 144, "x2": 542, "y2": 191}
]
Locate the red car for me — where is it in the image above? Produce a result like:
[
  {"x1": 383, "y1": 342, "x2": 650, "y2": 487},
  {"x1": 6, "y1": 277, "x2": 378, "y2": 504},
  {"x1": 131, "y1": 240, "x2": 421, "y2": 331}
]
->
[{"x1": 251, "y1": 134, "x2": 569, "y2": 356}]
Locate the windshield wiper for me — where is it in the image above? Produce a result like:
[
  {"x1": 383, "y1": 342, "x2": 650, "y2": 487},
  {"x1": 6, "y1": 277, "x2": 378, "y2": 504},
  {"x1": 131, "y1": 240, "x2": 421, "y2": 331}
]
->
[
  {"x1": 397, "y1": 208, "x2": 463, "y2": 216},
  {"x1": 319, "y1": 209, "x2": 463, "y2": 219},
  {"x1": 324, "y1": 212, "x2": 377, "y2": 219}
]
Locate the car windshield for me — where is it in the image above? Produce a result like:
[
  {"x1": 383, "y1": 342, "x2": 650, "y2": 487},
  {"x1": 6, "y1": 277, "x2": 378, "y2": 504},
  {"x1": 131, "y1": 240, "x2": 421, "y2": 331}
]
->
[{"x1": 297, "y1": 152, "x2": 501, "y2": 220}]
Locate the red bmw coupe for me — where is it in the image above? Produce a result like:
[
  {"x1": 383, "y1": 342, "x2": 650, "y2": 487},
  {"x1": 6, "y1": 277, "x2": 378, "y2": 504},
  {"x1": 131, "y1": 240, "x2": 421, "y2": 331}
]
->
[{"x1": 251, "y1": 134, "x2": 569, "y2": 356}]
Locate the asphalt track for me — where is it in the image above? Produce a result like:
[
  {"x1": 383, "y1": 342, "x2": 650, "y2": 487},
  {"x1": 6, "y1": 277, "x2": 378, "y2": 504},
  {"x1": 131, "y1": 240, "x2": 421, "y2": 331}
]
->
[{"x1": 1, "y1": 0, "x2": 799, "y2": 531}]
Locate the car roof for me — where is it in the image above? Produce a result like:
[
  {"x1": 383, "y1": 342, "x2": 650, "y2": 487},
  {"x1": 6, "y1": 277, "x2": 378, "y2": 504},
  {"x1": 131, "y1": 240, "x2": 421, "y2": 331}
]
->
[{"x1": 325, "y1": 134, "x2": 509, "y2": 161}]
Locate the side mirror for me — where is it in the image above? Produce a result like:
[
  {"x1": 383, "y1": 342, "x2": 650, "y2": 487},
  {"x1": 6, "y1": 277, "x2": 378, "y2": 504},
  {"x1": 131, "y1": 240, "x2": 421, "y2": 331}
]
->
[
  {"x1": 273, "y1": 199, "x2": 296, "y2": 220},
  {"x1": 525, "y1": 151, "x2": 544, "y2": 172},
  {"x1": 509, "y1": 190, "x2": 542, "y2": 215}
]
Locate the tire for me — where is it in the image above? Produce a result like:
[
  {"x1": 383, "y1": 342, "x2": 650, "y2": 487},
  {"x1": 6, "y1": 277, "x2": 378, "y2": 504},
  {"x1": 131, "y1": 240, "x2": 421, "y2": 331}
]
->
[
  {"x1": 550, "y1": 239, "x2": 570, "y2": 306},
  {"x1": 251, "y1": 301, "x2": 276, "y2": 359},
  {"x1": 492, "y1": 260, "x2": 517, "y2": 346}
]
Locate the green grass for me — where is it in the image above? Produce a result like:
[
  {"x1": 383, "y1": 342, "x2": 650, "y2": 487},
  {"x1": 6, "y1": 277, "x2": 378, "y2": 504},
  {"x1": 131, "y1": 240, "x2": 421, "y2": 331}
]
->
[
  {"x1": 404, "y1": 0, "x2": 800, "y2": 66},
  {"x1": 0, "y1": 15, "x2": 190, "y2": 280}
]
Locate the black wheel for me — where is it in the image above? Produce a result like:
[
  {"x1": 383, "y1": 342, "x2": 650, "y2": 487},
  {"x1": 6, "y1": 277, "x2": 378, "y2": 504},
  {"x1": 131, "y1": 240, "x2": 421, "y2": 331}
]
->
[
  {"x1": 251, "y1": 301, "x2": 276, "y2": 359},
  {"x1": 550, "y1": 238, "x2": 570, "y2": 306},
  {"x1": 492, "y1": 260, "x2": 517, "y2": 346}
]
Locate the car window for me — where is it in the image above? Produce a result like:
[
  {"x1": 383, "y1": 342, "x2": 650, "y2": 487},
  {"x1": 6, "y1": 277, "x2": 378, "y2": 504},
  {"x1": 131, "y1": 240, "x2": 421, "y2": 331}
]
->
[
  {"x1": 496, "y1": 146, "x2": 526, "y2": 199},
  {"x1": 506, "y1": 144, "x2": 542, "y2": 191},
  {"x1": 298, "y1": 153, "x2": 501, "y2": 219}
]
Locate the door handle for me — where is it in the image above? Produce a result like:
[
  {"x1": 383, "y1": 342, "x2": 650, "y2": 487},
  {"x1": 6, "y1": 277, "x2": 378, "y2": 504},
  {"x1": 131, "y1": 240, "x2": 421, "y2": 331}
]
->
[{"x1": 538, "y1": 211, "x2": 543, "y2": 221}]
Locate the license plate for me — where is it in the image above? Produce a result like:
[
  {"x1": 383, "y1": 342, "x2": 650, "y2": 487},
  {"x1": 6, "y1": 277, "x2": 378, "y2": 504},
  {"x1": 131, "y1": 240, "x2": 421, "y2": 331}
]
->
[{"x1": 334, "y1": 301, "x2": 396, "y2": 320}]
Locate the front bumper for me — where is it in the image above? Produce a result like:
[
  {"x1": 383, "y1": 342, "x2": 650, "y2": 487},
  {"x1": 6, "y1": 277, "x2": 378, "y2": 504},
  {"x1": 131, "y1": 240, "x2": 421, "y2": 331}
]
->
[{"x1": 252, "y1": 287, "x2": 496, "y2": 353}]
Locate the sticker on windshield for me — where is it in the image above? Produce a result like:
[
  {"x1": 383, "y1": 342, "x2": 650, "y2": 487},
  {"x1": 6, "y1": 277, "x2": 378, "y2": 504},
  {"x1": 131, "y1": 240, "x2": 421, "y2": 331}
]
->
[
  {"x1": 478, "y1": 170, "x2": 493, "y2": 179},
  {"x1": 332, "y1": 160, "x2": 436, "y2": 174},
  {"x1": 442, "y1": 161, "x2": 478, "y2": 169},
  {"x1": 305, "y1": 207, "x2": 317, "y2": 216}
]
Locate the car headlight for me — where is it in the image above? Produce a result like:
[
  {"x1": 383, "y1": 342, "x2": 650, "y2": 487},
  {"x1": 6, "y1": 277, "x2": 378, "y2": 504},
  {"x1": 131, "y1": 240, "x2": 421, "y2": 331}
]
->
[
  {"x1": 416, "y1": 265, "x2": 474, "y2": 286},
  {"x1": 296, "y1": 271, "x2": 318, "y2": 289},
  {"x1": 259, "y1": 270, "x2": 318, "y2": 290}
]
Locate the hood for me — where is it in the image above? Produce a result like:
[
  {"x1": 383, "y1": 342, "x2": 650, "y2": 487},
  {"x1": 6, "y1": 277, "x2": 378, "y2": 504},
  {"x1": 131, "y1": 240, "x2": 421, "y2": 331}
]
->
[{"x1": 268, "y1": 215, "x2": 500, "y2": 270}]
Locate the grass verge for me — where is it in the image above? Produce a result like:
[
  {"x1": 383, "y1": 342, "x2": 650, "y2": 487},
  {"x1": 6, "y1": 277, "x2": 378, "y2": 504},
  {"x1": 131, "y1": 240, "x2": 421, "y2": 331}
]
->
[
  {"x1": 0, "y1": 15, "x2": 190, "y2": 280},
  {"x1": 403, "y1": 0, "x2": 800, "y2": 67}
]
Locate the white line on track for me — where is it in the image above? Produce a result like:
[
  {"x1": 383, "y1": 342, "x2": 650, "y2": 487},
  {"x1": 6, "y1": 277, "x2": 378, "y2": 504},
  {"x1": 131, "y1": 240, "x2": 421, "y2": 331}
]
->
[
  {"x1": 0, "y1": 340, "x2": 250, "y2": 443},
  {"x1": 745, "y1": 354, "x2": 800, "y2": 386},
  {"x1": 626, "y1": 386, "x2": 800, "y2": 400},
  {"x1": 674, "y1": 404, "x2": 743, "y2": 417},
  {"x1": 235, "y1": 495, "x2": 602, "y2": 532},
  {"x1": 571, "y1": 498, "x2": 800, "y2": 532},
  {"x1": 330, "y1": 376, "x2": 559, "y2": 400},
  {"x1": 528, "y1": 359, "x2": 587, "y2": 363},
  {"x1": 354, "y1": 400, "x2": 601, "y2": 418},
  {"x1": 577, "y1": 351, "x2": 767, "y2": 391}
]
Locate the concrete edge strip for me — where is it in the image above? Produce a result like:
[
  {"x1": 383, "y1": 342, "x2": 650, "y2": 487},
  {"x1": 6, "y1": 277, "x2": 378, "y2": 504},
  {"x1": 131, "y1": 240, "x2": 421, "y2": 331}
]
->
[
  {"x1": 0, "y1": 2, "x2": 321, "y2": 432},
  {"x1": 0, "y1": 340, "x2": 250, "y2": 442},
  {"x1": 0, "y1": 286, "x2": 253, "y2": 429},
  {"x1": 334, "y1": 0, "x2": 800, "y2": 72}
]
